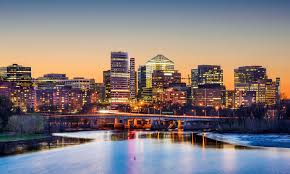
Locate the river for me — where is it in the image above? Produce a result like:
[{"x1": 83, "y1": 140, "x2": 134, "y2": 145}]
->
[{"x1": 0, "y1": 131, "x2": 290, "y2": 174}]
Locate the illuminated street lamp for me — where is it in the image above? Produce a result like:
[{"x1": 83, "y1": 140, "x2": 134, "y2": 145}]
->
[
  {"x1": 202, "y1": 109, "x2": 207, "y2": 116},
  {"x1": 192, "y1": 109, "x2": 196, "y2": 116}
]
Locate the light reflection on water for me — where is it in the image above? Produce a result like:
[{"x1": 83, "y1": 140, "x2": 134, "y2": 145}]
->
[{"x1": 0, "y1": 131, "x2": 290, "y2": 174}]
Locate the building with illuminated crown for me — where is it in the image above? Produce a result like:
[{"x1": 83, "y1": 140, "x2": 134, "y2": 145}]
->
[{"x1": 145, "y1": 54, "x2": 174, "y2": 88}]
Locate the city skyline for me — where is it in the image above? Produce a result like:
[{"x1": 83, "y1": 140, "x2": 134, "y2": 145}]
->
[
  {"x1": 1, "y1": 1, "x2": 290, "y2": 173},
  {"x1": 0, "y1": 0, "x2": 289, "y2": 97},
  {"x1": 0, "y1": 56, "x2": 286, "y2": 98}
]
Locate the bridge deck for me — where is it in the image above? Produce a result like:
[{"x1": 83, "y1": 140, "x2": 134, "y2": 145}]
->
[{"x1": 47, "y1": 113, "x2": 235, "y2": 121}]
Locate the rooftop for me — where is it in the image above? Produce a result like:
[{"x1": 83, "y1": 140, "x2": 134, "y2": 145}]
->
[{"x1": 146, "y1": 54, "x2": 174, "y2": 64}]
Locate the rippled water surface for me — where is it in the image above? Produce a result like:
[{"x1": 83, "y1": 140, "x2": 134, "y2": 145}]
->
[{"x1": 1, "y1": 131, "x2": 290, "y2": 174}]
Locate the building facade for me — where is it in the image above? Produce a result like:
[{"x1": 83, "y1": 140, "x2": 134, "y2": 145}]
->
[
  {"x1": 222, "y1": 90, "x2": 235, "y2": 109},
  {"x1": 0, "y1": 82, "x2": 12, "y2": 99},
  {"x1": 197, "y1": 65, "x2": 223, "y2": 86},
  {"x1": 151, "y1": 70, "x2": 181, "y2": 103},
  {"x1": 145, "y1": 54, "x2": 174, "y2": 88},
  {"x1": 110, "y1": 52, "x2": 130, "y2": 105},
  {"x1": 162, "y1": 86, "x2": 187, "y2": 105},
  {"x1": 10, "y1": 85, "x2": 36, "y2": 112},
  {"x1": 191, "y1": 69, "x2": 199, "y2": 89},
  {"x1": 137, "y1": 65, "x2": 146, "y2": 99},
  {"x1": 129, "y1": 58, "x2": 137, "y2": 100},
  {"x1": 4, "y1": 64, "x2": 32, "y2": 85},
  {"x1": 65, "y1": 77, "x2": 95, "y2": 90},
  {"x1": 192, "y1": 84, "x2": 224, "y2": 107},
  {"x1": 234, "y1": 66, "x2": 268, "y2": 107},
  {"x1": 103, "y1": 70, "x2": 111, "y2": 101}
]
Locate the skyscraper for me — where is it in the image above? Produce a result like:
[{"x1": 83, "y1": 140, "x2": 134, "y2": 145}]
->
[
  {"x1": 234, "y1": 66, "x2": 267, "y2": 85},
  {"x1": 191, "y1": 69, "x2": 198, "y2": 89},
  {"x1": 191, "y1": 65, "x2": 224, "y2": 107},
  {"x1": 2, "y1": 64, "x2": 32, "y2": 85},
  {"x1": 234, "y1": 66, "x2": 267, "y2": 106},
  {"x1": 265, "y1": 79, "x2": 277, "y2": 106},
  {"x1": 103, "y1": 70, "x2": 111, "y2": 101},
  {"x1": 197, "y1": 65, "x2": 223, "y2": 86},
  {"x1": 145, "y1": 54, "x2": 174, "y2": 88},
  {"x1": 110, "y1": 52, "x2": 130, "y2": 105},
  {"x1": 129, "y1": 58, "x2": 136, "y2": 100},
  {"x1": 151, "y1": 70, "x2": 181, "y2": 102},
  {"x1": 152, "y1": 70, "x2": 181, "y2": 89},
  {"x1": 137, "y1": 65, "x2": 146, "y2": 99}
]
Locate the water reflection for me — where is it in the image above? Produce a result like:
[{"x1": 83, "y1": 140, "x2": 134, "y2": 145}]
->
[
  {"x1": 135, "y1": 131, "x2": 252, "y2": 150},
  {"x1": 0, "y1": 136, "x2": 92, "y2": 156},
  {"x1": 1, "y1": 131, "x2": 290, "y2": 174},
  {"x1": 1, "y1": 131, "x2": 253, "y2": 157},
  {"x1": 54, "y1": 131, "x2": 254, "y2": 150}
]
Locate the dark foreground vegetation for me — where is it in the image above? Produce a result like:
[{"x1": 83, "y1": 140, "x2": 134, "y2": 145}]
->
[{"x1": 1, "y1": 95, "x2": 290, "y2": 143}]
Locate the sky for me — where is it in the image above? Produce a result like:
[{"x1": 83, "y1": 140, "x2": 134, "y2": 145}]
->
[{"x1": 0, "y1": 0, "x2": 290, "y2": 97}]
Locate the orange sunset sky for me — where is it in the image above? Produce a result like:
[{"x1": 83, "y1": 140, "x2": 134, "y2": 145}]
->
[{"x1": 0, "y1": 0, "x2": 289, "y2": 97}]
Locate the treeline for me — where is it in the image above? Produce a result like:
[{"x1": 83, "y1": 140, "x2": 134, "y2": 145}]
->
[
  {"x1": 117, "y1": 102, "x2": 290, "y2": 119},
  {"x1": 0, "y1": 96, "x2": 45, "y2": 134}
]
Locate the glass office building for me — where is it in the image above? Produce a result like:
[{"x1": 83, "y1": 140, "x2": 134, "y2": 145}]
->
[
  {"x1": 145, "y1": 54, "x2": 174, "y2": 88},
  {"x1": 110, "y1": 52, "x2": 130, "y2": 105}
]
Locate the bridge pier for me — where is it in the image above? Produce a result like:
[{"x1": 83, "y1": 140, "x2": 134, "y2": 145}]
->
[
  {"x1": 177, "y1": 120, "x2": 182, "y2": 130},
  {"x1": 46, "y1": 114, "x2": 231, "y2": 132},
  {"x1": 114, "y1": 118, "x2": 124, "y2": 129}
]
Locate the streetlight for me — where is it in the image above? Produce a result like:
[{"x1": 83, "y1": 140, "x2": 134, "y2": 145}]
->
[
  {"x1": 192, "y1": 109, "x2": 196, "y2": 116},
  {"x1": 202, "y1": 109, "x2": 207, "y2": 116}
]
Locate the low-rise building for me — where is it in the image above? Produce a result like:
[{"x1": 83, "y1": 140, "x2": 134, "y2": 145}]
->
[
  {"x1": 192, "y1": 84, "x2": 224, "y2": 107},
  {"x1": 65, "y1": 77, "x2": 95, "y2": 90}
]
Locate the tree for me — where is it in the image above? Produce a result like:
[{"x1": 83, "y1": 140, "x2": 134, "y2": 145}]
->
[
  {"x1": 80, "y1": 103, "x2": 96, "y2": 114},
  {"x1": 0, "y1": 96, "x2": 13, "y2": 131}
]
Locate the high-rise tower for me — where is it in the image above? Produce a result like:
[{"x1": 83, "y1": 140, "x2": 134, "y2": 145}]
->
[
  {"x1": 129, "y1": 58, "x2": 136, "y2": 99},
  {"x1": 110, "y1": 52, "x2": 130, "y2": 105},
  {"x1": 145, "y1": 54, "x2": 174, "y2": 88}
]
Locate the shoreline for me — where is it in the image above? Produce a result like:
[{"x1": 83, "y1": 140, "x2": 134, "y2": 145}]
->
[
  {"x1": 1, "y1": 129, "x2": 289, "y2": 156},
  {"x1": 0, "y1": 135, "x2": 92, "y2": 156}
]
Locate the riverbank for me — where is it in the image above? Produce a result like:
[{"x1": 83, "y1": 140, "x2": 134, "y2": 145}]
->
[
  {"x1": 0, "y1": 132, "x2": 51, "y2": 156},
  {"x1": 213, "y1": 118, "x2": 290, "y2": 133},
  {"x1": 203, "y1": 132, "x2": 290, "y2": 148},
  {"x1": 0, "y1": 133, "x2": 92, "y2": 156},
  {"x1": 0, "y1": 133, "x2": 48, "y2": 142}
]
